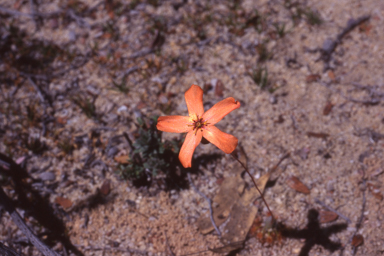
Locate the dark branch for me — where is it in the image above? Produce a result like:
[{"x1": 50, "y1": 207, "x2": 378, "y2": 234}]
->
[{"x1": 0, "y1": 187, "x2": 59, "y2": 256}]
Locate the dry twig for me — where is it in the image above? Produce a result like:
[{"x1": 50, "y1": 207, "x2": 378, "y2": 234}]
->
[
  {"x1": 0, "y1": 242, "x2": 22, "y2": 256},
  {"x1": 27, "y1": 77, "x2": 48, "y2": 105},
  {"x1": 307, "y1": 15, "x2": 371, "y2": 71},
  {"x1": 314, "y1": 198, "x2": 351, "y2": 224},
  {"x1": 0, "y1": 187, "x2": 59, "y2": 256},
  {"x1": 339, "y1": 180, "x2": 366, "y2": 256},
  {"x1": 187, "y1": 173, "x2": 221, "y2": 237},
  {"x1": 77, "y1": 245, "x2": 147, "y2": 255},
  {"x1": 128, "y1": 48, "x2": 154, "y2": 59},
  {"x1": 320, "y1": 81, "x2": 383, "y2": 105}
]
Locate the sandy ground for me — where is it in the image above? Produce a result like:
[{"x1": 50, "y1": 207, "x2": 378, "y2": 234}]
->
[{"x1": 0, "y1": 0, "x2": 384, "y2": 255}]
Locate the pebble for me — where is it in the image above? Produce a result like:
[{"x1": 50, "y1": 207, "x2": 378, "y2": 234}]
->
[
  {"x1": 67, "y1": 30, "x2": 76, "y2": 42},
  {"x1": 39, "y1": 172, "x2": 56, "y2": 181},
  {"x1": 275, "y1": 197, "x2": 282, "y2": 205},
  {"x1": 117, "y1": 105, "x2": 128, "y2": 114},
  {"x1": 292, "y1": 248, "x2": 301, "y2": 254},
  {"x1": 326, "y1": 180, "x2": 335, "y2": 192},
  {"x1": 269, "y1": 95, "x2": 277, "y2": 104},
  {"x1": 158, "y1": 94, "x2": 168, "y2": 104},
  {"x1": 148, "y1": 216, "x2": 157, "y2": 221}
]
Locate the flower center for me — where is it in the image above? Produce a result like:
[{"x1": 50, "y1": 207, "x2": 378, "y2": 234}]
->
[{"x1": 189, "y1": 115, "x2": 209, "y2": 135}]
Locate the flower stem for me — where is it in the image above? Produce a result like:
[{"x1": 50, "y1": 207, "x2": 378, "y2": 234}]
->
[{"x1": 231, "y1": 152, "x2": 275, "y2": 221}]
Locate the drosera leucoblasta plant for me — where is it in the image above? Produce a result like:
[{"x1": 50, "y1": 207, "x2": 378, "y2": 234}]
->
[
  {"x1": 156, "y1": 84, "x2": 275, "y2": 218},
  {"x1": 117, "y1": 116, "x2": 182, "y2": 187}
]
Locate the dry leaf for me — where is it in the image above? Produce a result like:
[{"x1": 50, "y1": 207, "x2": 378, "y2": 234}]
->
[
  {"x1": 136, "y1": 101, "x2": 147, "y2": 109},
  {"x1": 55, "y1": 196, "x2": 73, "y2": 209},
  {"x1": 367, "y1": 181, "x2": 383, "y2": 200},
  {"x1": 352, "y1": 234, "x2": 364, "y2": 247},
  {"x1": 218, "y1": 173, "x2": 270, "y2": 245},
  {"x1": 220, "y1": 199, "x2": 258, "y2": 245},
  {"x1": 215, "y1": 79, "x2": 225, "y2": 97},
  {"x1": 328, "y1": 70, "x2": 336, "y2": 80},
  {"x1": 306, "y1": 74, "x2": 320, "y2": 83},
  {"x1": 114, "y1": 155, "x2": 129, "y2": 164},
  {"x1": 359, "y1": 22, "x2": 372, "y2": 35},
  {"x1": 294, "y1": 147, "x2": 310, "y2": 160},
  {"x1": 306, "y1": 132, "x2": 330, "y2": 139},
  {"x1": 274, "y1": 115, "x2": 285, "y2": 124},
  {"x1": 102, "y1": 33, "x2": 112, "y2": 39},
  {"x1": 197, "y1": 146, "x2": 249, "y2": 235},
  {"x1": 286, "y1": 176, "x2": 310, "y2": 194},
  {"x1": 319, "y1": 210, "x2": 338, "y2": 223},
  {"x1": 369, "y1": 167, "x2": 384, "y2": 177},
  {"x1": 197, "y1": 148, "x2": 271, "y2": 252},
  {"x1": 216, "y1": 177, "x2": 225, "y2": 185},
  {"x1": 56, "y1": 116, "x2": 67, "y2": 125},
  {"x1": 13, "y1": 0, "x2": 23, "y2": 9},
  {"x1": 100, "y1": 179, "x2": 111, "y2": 196},
  {"x1": 323, "y1": 102, "x2": 334, "y2": 116},
  {"x1": 105, "y1": 0, "x2": 115, "y2": 19},
  {"x1": 197, "y1": 174, "x2": 245, "y2": 234}
]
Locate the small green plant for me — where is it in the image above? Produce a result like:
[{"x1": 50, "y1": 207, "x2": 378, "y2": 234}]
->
[
  {"x1": 72, "y1": 94, "x2": 97, "y2": 118},
  {"x1": 118, "y1": 116, "x2": 181, "y2": 181},
  {"x1": 24, "y1": 135, "x2": 47, "y2": 154},
  {"x1": 290, "y1": 7, "x2": 305, "y2": 25},
  {"x1": 305, "y1": 9, "x2": 322, "y2": 26},
  {"x1": 273, "y1": 22, "x2": 287, "y2": 38},
  {"x1": 149, "y1": 15, "x2": 167, "y2": 33},
  {"x1": 102, "y1": 20, "x2": 119, "y2": 40},
  {"x1": 57, "y1": 138, "x2": 75, "y2": 155},
  {"x1": 111, "y1": 75, "x2": 130, "y2": 94},
  {"x1": 284, "y1": 0, "x2": 322, "y2": 26},
  {"x1": 256, "y1": 42, "x2": 272, "y2": 62},
  {"x1": 246, "y1": 10, "x2": 265, "y2": 34},
  {"x1": 26, "y1": 101, "x2": 41, "y2": 125},
  {"x1": 191, "y1": 18, "x2": 207, "y2": 40},
  {"x1": 171, "y1": 56, "x2": 188, "y2": 74},
  {"x1": 249, "y1": 67, "x2": 269, "y2": 90}
]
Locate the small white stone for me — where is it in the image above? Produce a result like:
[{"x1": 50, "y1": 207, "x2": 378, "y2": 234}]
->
[{"x1": 117, "y1": 105, "x2": 128, "y2": 114}]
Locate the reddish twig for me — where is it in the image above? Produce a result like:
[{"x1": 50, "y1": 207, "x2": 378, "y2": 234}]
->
[{"x1": 231, "y1": 152, "x2": 275, "y2": 221}]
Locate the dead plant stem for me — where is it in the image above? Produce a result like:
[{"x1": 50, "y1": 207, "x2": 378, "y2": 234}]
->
[
  {"x1": 231, "y1": 153, "x2": 275, "y2": 221},
  {"x1": 187, "y1": 173, "x2": 221, "y2": 237}
]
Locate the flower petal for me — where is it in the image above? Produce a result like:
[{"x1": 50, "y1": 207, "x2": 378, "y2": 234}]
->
[
  {"x1": 185, "y1": 84, "x2": 204, "y2": 119},
  {"x1": 203, "y1": 125, "x2": 238, "y2": 154},
  {"x1": 202, "y1": 97, "x2": 240, "y2": 125},
  {"x1": 157, "y1": 116, "x2": 192, "y2": 133},
  {"x1": 179, "y1": 130, "x2": 203, "y2": 168}
]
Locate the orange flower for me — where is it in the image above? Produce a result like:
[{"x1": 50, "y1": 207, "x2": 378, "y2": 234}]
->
[{"x1": 157, "y1": 84, "x2": 240, "y2": 168}]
